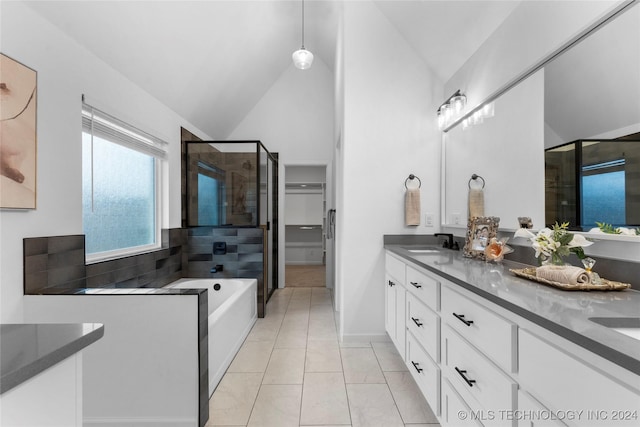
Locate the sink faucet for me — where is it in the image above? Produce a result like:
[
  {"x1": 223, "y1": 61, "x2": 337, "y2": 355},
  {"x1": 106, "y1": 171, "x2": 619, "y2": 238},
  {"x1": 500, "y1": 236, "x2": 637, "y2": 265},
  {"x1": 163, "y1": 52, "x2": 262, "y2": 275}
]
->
[
  {"x1": 434, "y1": 233, "x2": 458, "y2": 250},
  {"x1": 210, "y1": 264, "x2": 224, "y2": 274}
]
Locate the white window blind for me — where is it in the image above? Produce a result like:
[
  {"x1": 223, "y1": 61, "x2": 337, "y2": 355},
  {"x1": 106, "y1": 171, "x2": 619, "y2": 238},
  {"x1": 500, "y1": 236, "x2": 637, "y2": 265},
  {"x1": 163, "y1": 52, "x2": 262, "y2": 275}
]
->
[{"x1": 81, "y1": 102, "x2": 168, "y2": 159}]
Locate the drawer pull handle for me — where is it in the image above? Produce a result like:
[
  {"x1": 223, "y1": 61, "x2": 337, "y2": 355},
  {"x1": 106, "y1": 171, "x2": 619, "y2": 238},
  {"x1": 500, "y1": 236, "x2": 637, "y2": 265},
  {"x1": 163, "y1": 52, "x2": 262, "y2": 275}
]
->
[
  {"x1": 411, "y1": 317, "x2": 423, "y2": 327},
  {"x1": 453, "y1": 312, "x2": 474, "y2": 326},
  {"x1": 411, "y1": 361, "x2": 423, "y2": 373},
  {"x1": 388, "y1": 280, "x2": 395, "y2": 287},
  {"x1": 455, "y1": 367, "x2": 476, "y2": 387},
  {"x1": 410, "y1": 281, "x2": 422, "y2": 289}
]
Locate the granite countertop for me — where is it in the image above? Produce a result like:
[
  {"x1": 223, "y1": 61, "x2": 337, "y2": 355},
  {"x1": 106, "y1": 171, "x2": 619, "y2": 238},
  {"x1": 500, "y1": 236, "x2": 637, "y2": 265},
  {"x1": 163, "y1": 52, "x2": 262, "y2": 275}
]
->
[
  {"x1": 0, "y1": 323, "x2": 104, "y2": 394},
  {"x1": 385, "y1": 244, "x2": 640, "y2": 376}
]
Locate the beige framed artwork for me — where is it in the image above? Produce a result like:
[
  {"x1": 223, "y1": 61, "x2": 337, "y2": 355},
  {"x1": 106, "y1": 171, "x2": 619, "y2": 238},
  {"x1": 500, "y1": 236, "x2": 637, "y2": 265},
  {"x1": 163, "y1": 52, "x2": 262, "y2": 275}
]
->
[{"x1": 1, "y1": 53, "x2": 37, "y2": 209}]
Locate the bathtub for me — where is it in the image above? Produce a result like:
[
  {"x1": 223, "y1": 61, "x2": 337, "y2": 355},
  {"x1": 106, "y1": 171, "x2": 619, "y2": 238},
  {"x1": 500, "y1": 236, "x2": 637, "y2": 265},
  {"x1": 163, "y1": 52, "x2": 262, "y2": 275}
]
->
[{"x1": 166, "y1": 278, "x2": 257, "y2": 396}]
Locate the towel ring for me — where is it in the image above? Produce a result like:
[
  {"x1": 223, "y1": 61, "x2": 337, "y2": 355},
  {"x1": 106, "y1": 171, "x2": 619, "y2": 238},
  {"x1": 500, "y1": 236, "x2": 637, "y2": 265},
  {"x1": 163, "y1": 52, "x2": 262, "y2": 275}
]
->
[
  {"x1": 405, "y1": 174, "x2": 421, "y2": 189},
  {"x1": 468, "y1": 174, "x2": 485, "y2": 189}
]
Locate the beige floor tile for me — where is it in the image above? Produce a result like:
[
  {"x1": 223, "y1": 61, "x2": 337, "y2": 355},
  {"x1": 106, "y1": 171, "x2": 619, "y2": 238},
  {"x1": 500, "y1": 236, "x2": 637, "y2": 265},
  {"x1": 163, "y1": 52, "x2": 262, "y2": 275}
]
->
[
  {"x1": 384, "y1": 371, "x2": 439, "y2": 424},
  {"x1": 275, "y1": 327, "x2": 309, "y2": 349},
  {"x1": 372, "y1": 341, "x2": 409, "y2": 372},
  {"x1": 227, "y1": 340, "x2": 274, "y2": 373},
  {"x1": 263, "y1": 348, "x2": 306, "y2": 384},
  {"x1": 341, "y1": 347, "x2": 386, "y2": 383},
  {"x1": 208, "y1": 372, "x2": 263, "y2": 426},
  {"x1": 300, "y1": 372, "x2": 351, "y2": 425},
  {"x1": 305, "y1": 340, "x2": 342, "y2": 372},
  {"x1": 308, "y1": 318, "x2": 338, "y2": 341},
  {"x1": 245, "y1": 318, "x2": 282, "y2": 343},
  {"x1": 247, "y1": 384, "x2": 302, "y2": 427},
  {"x1": 339, "y1": 340, "x2": 372, "y2": 348},
  {"x1": 346, "y1": 383, "x2": 404, "y2": 427}
]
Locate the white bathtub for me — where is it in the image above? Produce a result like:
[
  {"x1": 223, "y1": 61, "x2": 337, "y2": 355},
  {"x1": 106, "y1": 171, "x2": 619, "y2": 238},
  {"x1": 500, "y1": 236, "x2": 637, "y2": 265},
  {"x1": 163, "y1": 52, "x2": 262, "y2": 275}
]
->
[{"x1": 166, "y1": 278, "x2": 257, "y2": 396}]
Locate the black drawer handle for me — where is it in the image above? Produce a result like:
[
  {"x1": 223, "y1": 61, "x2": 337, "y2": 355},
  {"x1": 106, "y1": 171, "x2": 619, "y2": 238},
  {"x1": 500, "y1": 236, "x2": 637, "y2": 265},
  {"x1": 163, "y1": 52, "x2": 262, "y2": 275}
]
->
[
  {"x1": 453, "y1": 312, "x2": 474, "y2": 326},
  {"x1": 388, "y1": 280, "x2": 395, "y2": 287},
  {"x1": 411, "y1": 361, "x2": 423, "y2": 373},
  {"x1": 455, "y1": 367, "x2": 476, "y2": 387},
  {"x1": 410, "y1": 281, "x2": 422, "y2": 289},
  {"x1": 411, "y1": 317, "x2": 423, "y2": 327}
]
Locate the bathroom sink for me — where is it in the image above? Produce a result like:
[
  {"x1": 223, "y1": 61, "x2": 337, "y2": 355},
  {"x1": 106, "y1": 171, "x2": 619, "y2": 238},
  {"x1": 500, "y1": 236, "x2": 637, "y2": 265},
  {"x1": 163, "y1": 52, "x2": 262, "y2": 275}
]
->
[
  {"x1": 589, "y1": 317, "x2": 640, "y2": 341},
  {"x1": 403, "y1": 246, "x2": 441, "y2": 254}
]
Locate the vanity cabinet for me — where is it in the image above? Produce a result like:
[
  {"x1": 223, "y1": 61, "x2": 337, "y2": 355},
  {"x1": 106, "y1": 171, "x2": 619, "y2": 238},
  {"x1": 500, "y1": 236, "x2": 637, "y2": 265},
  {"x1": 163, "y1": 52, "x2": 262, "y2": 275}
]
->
[
  {"x1": 385, "y1": 253, "x2": 407, "y2": 359},
  {"x1": 384, "y1": 249, "x2": 640, "y2": 427}
]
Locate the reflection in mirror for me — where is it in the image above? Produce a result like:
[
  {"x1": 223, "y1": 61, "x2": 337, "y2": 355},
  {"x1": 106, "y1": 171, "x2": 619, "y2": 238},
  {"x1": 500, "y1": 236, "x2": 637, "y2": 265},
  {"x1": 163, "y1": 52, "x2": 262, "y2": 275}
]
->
[
  {"x1": 545, "y1": 135, "x2": 640, "y2": 229},
  {"x1": 544, "y1": 3, "x2": 640, "y2": 228}
]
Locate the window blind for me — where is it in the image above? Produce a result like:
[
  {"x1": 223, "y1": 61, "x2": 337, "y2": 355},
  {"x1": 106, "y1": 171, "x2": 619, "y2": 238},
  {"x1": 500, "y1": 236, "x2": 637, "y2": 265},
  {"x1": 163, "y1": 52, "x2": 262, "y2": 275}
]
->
[{"x1": 82, "y1": 102, "x2": 168, "y2": 160}]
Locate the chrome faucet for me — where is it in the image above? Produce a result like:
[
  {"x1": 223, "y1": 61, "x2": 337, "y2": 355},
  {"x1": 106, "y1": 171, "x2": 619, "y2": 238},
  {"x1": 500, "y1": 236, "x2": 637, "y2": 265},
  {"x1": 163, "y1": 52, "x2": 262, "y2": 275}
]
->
[{"x1": 434, "y1": 233, "x2": 458, "y2": 250}]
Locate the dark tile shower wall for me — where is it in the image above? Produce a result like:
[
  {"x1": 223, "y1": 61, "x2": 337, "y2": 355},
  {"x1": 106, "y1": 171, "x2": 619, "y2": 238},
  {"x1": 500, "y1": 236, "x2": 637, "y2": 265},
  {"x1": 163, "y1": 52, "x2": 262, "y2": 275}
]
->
[{"x1": 184, "y1": 227, "x2": 265, "y2": 316}]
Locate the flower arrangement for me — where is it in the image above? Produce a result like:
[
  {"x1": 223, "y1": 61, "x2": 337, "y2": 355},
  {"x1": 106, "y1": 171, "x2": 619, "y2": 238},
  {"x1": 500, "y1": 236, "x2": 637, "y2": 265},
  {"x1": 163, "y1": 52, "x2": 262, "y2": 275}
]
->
[
  {"x1": 593, "y1": 222, "x2": 640, "y2": 236},
  {"x1": 515, "y1": 222, "x2": 592, "y2": 265}
]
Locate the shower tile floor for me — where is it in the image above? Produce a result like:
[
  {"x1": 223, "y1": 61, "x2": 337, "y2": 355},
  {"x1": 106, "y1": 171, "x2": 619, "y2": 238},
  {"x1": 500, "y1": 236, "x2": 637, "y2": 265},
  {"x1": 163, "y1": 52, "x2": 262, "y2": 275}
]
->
[{"x1": 206, "y1": 287, "x2": 440, "y2": 427}]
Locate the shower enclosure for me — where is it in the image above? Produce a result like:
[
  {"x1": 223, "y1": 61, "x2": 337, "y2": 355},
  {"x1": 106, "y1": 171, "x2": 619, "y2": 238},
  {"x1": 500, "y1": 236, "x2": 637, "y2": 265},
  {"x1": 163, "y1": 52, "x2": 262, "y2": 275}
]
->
[{"x1": 183, "y1": 140, "x2": 279, "y2": 311}]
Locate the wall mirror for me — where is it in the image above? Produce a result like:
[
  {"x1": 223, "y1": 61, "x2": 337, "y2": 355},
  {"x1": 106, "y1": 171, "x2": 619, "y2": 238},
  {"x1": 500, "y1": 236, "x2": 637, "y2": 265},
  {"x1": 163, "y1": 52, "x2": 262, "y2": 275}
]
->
[{"x1": 443, "y1": 2, "x2": 639, "y2": 232}]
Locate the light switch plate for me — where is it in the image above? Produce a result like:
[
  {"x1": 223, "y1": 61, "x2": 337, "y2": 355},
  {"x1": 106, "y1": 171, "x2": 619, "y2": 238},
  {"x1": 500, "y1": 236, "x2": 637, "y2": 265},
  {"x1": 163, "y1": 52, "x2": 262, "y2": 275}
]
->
[
  {"x1": 452, "y1": 213, "x2": 462, "y2": 225},
  {"x1": 425, "y1": 213, "x2": 434, "y2": 227}
]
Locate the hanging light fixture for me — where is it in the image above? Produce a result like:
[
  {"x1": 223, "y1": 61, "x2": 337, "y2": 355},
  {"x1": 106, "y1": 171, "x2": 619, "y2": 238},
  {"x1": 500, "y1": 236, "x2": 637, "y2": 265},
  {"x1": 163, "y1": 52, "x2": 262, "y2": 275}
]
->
[
  {"x1": 292, "y1": 0, "x2": 314, "y2": 70},
  {"x1": 436, "y1": 90, "x2": 466, "y2": 130}
]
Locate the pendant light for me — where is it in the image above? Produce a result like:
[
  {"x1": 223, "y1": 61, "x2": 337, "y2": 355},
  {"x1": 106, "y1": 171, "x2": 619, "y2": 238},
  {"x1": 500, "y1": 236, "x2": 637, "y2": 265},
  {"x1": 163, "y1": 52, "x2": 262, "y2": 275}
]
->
[{"x1": 292, "y1": 0, "x2": 314, "y2": 70}]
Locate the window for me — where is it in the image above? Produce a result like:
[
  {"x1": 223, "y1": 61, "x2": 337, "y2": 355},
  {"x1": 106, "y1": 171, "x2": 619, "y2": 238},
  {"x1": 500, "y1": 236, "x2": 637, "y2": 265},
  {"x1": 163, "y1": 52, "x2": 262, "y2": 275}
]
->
[{"x1": 82, "y1": 102, "x2": 167, "y2": 260}]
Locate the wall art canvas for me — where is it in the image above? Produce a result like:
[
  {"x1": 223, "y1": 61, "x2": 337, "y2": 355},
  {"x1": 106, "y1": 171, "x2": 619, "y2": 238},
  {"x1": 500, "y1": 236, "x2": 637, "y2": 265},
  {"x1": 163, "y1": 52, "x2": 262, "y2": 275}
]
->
[
  {"x1": 232, "y1": 172, "x2": 247, "y2": 214},
  {"x1": 1, "y1": 53, "x2": 37, "y2": 209}
]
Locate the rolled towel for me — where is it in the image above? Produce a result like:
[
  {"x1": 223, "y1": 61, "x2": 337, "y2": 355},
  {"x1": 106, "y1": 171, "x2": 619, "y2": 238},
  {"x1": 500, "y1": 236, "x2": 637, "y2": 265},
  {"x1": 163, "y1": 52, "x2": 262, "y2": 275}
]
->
[
  {"x1": 536, "y1": 265, "x2": 591, "y2": 285},
  {"x1": 405, "y1": 188, "x2": 420, "y2": 226},
  {"x1": 468, "y1": 188, "x2": 484, "y2": 218}
]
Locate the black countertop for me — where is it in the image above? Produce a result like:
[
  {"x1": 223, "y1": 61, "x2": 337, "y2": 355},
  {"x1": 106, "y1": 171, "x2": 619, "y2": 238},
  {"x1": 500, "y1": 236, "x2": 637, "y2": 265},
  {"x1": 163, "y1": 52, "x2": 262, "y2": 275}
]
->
[
  {"x1": 385, "y1": 244, "x2": 640, "y2": 376},
  {"x1": 1, "y1": 323, "x2": 104, "y2": 394}
]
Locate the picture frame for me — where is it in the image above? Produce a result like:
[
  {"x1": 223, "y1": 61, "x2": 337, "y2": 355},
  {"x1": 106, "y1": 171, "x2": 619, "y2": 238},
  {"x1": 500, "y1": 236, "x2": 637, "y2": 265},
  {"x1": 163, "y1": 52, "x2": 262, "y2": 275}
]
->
[
  {"x1": 463, "y1": 216, "x2": 500, "y2": 259},
  {"x1": 1, "y1": 53, "x2": 37, "y2": 209}
]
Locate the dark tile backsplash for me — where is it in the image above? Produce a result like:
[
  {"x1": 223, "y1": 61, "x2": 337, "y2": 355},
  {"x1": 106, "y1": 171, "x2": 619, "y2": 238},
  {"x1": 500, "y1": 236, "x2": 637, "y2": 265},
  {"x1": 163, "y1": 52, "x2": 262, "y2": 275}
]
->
[{"x1": 23, "y1": 227, "x2": 266, "y2": 304}]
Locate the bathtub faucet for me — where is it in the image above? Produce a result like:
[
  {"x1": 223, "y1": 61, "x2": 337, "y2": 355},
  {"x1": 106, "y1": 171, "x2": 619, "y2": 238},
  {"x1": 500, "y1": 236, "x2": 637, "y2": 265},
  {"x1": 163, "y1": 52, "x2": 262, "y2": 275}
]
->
[{"x1": 210, "y1": 264, "x2": 224, "y2": 274}]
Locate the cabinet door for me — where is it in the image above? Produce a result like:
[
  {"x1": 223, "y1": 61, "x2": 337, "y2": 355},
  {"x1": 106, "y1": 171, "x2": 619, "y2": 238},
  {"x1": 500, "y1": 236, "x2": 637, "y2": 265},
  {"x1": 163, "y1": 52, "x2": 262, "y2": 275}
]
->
[
  {"x1": 394, "y1": 283, "x2": 406, "y2": 360},
  {"x1": 442, "y1": 378, "x2": 483, "y2": 426},
  {"x1": 385, "y1": 274, "x2": 397, "y2": 342},
  {"x1": 517, "y1": 390, "x2": 566, "y2": 427}
]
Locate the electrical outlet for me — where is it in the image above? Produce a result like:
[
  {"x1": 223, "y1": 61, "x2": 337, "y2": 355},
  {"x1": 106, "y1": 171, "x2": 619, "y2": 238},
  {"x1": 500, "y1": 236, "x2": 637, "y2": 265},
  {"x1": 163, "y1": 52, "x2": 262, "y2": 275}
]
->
[
  {"x1": 452, "y1": 213, "x2": 461, "y2": 225},
  {"x1": 425, "y1": 213, "x2": 434, "y2": 227}
]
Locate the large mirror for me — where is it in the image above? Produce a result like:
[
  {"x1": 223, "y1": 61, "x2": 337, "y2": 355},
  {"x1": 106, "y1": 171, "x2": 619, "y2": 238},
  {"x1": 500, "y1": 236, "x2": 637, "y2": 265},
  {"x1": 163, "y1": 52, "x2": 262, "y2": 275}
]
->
[{"x1": 444, "y1": 2, "x2": 639, "y2": 231}]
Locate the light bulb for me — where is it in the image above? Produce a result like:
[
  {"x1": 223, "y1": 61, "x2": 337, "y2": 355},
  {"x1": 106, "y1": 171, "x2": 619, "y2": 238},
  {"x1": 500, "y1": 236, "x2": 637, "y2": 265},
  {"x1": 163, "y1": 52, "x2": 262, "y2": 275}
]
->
[{"x1": 292, "y1": 48, "x2": 314, "y2": 70}]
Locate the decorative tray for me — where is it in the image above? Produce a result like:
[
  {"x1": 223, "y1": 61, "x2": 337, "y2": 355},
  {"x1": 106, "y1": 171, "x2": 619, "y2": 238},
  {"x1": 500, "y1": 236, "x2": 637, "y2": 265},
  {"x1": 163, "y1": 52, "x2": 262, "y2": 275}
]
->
[{"x1": 509, "y1": 267, "x2": 631, "y2": 291}]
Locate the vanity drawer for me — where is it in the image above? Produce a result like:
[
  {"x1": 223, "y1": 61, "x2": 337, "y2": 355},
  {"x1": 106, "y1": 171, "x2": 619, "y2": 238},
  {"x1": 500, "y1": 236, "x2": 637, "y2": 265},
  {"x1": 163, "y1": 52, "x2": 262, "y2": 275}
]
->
[
  {"x1": 406, "y1": 292, "x2": 440, "y2": 362},
  {"x1": 386, "y1": 253, "x2": 406, "y2": 285},
  {"x1": 441, "y1": 285, "x2": 516, "y2": 372},
  {"x1": 442, "y1": 325, "x2": 517, "y2": 425},
  {"x1": 517, "y1": 390, "x2": 566, "y2": 427},
  {"x1": 407, "y1": 332, "x2": 441, "y2": 416},
  {"x1": 519, "y1": 329, "x2": 640, "y2": 426},
  {"x1": 406, "y1": 264, "x2": 440, "y2": 311}
]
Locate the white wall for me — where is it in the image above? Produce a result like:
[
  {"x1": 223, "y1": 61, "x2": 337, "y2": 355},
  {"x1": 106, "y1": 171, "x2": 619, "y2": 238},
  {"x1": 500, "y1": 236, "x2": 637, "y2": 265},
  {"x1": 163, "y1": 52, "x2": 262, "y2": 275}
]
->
[
  {"x1": 445, "y1": 0, "x2": 624, "y2": 112},
  {"x1": 0, "y1": 2, "x2": 211, "y2": 322},
  {"x1": 338, "y1": 1, "x2": 442, "y2": 340},
  {"x1": 228, "y1": 57, "x2": 335, "y2": 288}
]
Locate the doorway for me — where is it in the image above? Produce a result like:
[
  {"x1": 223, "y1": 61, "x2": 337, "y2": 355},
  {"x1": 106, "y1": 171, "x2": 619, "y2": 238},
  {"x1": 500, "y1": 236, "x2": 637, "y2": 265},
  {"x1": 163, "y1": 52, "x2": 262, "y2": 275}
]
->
[{"x1": 284, "y1": 166, "x2": 327, "y2": 288}]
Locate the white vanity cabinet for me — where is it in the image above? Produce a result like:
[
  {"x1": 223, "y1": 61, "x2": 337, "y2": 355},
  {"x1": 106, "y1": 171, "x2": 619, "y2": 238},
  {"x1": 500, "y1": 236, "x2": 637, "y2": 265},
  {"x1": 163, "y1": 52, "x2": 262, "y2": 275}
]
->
[
  {"x1": 384, "y1": 249, "x2": 640, "y2": 427},
  {"x1": 519, "y1": 329, "x2": 640, "y2": 426},
  {"x1": 385, "y1": 253, "x2": 407, "y2": 359}
]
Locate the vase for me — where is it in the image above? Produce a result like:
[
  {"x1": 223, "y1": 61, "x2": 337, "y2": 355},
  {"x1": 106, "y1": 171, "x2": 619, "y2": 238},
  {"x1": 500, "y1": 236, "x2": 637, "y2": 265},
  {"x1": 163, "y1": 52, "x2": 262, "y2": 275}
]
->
[{"x1": 540, "y1": 253, "x2": 566, "y2": 266}]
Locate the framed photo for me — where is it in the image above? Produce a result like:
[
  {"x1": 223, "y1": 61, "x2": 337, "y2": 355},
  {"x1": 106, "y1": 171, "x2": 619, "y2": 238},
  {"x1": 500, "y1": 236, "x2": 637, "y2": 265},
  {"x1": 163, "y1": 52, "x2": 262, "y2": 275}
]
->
[
  {"x1": 463, "y1": 216, "x2": 500, "y2": 259},
  {"x1": 1, "y1": 53, "x2": 37, "y2": 209}
]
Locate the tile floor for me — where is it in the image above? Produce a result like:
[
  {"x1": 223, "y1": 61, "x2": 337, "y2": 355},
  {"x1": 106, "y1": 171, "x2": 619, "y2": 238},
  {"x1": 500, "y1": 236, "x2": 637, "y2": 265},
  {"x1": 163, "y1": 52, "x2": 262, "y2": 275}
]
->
[{"x1": 207, "y1": 287, "x2": 440, "y2": 427}]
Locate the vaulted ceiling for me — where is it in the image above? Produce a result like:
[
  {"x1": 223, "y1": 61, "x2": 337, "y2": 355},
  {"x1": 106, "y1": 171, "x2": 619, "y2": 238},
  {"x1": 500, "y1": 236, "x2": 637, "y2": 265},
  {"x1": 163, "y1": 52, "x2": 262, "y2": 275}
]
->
[{"x1": 23, "y1": 0, "x2": 522, "y2": 139}]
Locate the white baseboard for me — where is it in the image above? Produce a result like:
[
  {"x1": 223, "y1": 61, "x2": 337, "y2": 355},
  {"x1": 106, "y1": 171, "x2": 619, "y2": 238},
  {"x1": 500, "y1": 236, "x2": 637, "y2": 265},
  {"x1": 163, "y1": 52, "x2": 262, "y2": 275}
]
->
[{"x1": 84, "y1": 417, "x2": 196, "y2": 426}]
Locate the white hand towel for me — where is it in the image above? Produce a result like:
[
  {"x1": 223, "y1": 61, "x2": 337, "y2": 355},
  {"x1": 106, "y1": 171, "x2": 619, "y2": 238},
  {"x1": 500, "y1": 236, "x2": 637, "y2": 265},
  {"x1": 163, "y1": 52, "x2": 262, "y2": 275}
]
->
[
  {"x1": 536, "y1": 265, "x2": 591, "y2": 285},
  {"x1": 405, "y1": 188, "x2": 421, "y2": 226},
  {"x1": 468, "y1": 188, "x2": 484, "y2": 219}
]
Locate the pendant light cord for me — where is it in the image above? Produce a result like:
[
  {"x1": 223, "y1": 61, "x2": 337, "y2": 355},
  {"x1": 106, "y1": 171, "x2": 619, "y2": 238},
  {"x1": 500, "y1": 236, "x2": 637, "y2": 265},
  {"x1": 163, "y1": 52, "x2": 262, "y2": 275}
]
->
[{"x1": 301, "y1": 0, "x2": 305, "y2": 49}]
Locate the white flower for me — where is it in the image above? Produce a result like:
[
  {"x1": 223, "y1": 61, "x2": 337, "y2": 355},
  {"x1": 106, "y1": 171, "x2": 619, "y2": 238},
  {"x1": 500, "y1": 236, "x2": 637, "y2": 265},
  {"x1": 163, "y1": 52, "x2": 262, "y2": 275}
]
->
[{"x1": 567, "y1": 233, "x2": 593, "y2": 248}]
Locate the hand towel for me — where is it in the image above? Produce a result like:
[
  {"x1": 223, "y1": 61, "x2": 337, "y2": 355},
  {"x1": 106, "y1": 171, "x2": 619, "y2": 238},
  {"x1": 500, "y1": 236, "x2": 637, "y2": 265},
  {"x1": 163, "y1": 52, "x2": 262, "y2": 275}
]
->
[
  {"x1": 405, "y1": 188, "x2": 421, "y2": 226},
  {"x1": 468, "y1": 188, "x2": 485, "y2": 218},
  {"x1": 536, "y1": 265, "x2": 591, "y2": 285}
]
